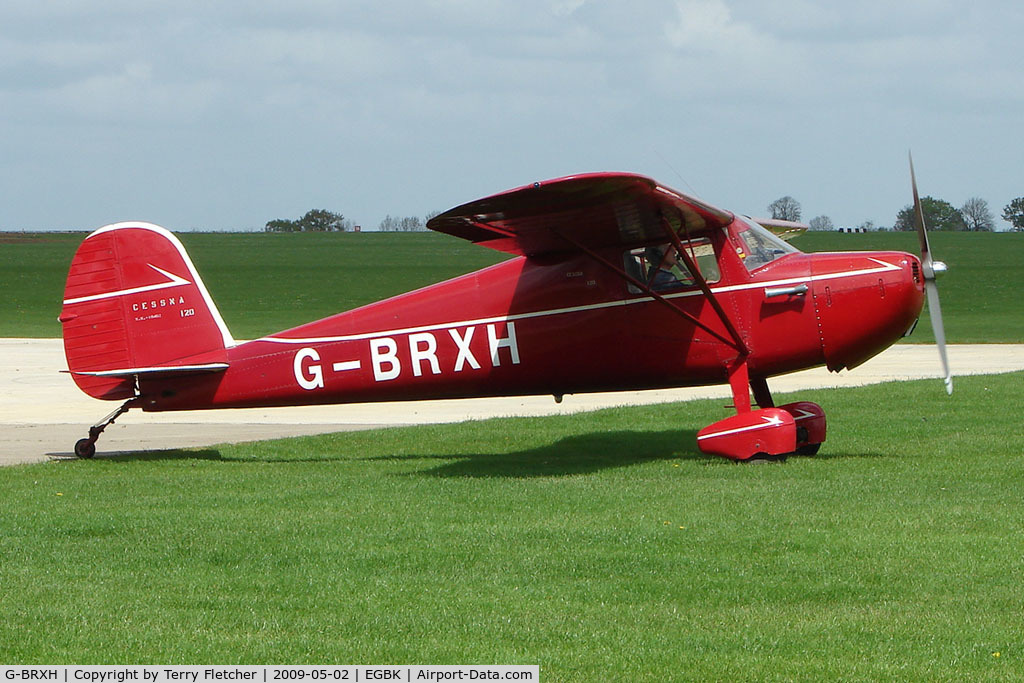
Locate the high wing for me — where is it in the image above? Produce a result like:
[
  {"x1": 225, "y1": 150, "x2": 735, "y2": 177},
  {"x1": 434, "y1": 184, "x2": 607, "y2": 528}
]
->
[
  {"x1": 750, "y1": 217, "x2": 809, "y2": 242},
  {"x1": 427, "y1": 172, "x2": 734, "y2": 257},
  {"x1": 430, "y1": 172, "x2": 748, "y2": 354}
]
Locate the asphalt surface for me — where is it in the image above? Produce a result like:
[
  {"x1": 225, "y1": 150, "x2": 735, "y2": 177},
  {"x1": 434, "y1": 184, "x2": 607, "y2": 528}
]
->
[{"x1": 3, "y1": 339, "x2": 1022, "y2": 466}]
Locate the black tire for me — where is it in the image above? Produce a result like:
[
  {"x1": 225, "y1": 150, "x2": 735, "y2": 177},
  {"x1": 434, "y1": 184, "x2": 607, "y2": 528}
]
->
[
  {"x1": 747, "y1": 453, "x2": 786, "y2": 464},
  {"x1": 794, "y1": 442, "x2": 821, "y2": 456},
  {"x1": 74, "y1": 438, "x2": 96, "y2": 459}
]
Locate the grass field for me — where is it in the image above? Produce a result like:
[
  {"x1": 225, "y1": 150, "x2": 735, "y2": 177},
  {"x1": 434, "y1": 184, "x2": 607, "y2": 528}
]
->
[
  {"x1": 1, "y1": 373, "x2": 1023, "y2": 678},
  {"x1": 3, "y1": 228, "x2": 1022, "y2": 677},
  {"x1": 1, "y1": 230, "x2": 1022, "y2": 342}
]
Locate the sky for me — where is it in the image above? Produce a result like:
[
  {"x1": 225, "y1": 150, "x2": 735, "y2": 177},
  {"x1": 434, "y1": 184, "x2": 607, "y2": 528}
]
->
[{"x1": 1, "y1": 0, "x2": 1021, "y2": 232}]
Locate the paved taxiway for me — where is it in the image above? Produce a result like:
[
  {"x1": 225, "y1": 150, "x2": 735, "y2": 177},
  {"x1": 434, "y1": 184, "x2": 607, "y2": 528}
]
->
[{"x1": 2, "y1": 339, "x2": 1022, "y2": 466}]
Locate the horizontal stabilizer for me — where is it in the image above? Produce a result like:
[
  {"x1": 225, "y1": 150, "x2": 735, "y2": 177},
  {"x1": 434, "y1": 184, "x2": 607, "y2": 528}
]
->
[{"x1": 70, "y1": 362, "x2": 229, "y2": 378}]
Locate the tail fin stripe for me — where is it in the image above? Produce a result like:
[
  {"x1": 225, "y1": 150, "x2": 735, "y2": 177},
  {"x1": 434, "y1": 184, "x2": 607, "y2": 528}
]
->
[
  {"x1": 81, "y1": 222, "x2": 234, "y2": 348},
  {"x1": 63, "y1": 264, "x2": 191, "y2": 305}
]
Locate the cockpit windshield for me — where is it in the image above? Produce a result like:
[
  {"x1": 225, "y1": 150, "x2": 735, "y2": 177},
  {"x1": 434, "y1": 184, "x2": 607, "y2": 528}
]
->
[{"x1": 734, "y1": 217, "x2": 798, "y2": 272}]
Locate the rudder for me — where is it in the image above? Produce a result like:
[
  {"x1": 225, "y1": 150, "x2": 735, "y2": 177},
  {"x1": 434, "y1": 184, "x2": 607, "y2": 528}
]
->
[{"x1": 60, "y1": 222, "x2": 234, "y2": 400}]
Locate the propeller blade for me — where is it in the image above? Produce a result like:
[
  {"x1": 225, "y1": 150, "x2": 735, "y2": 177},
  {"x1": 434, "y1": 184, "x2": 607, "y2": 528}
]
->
[
  {"x1": 909, "y1": 151, "x2": 935, "y2": 274},
  {"x1": 909, "y1": 151, "x2": 952, "y2": 394},
  {"x1": 925, "y1": 279, "x2": 953, "y2": 395}
]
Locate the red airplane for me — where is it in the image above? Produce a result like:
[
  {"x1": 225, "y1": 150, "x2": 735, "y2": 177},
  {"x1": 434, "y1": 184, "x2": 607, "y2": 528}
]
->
[{"x1": 59, "y1": 160, "x2": 950, "y2": 460}]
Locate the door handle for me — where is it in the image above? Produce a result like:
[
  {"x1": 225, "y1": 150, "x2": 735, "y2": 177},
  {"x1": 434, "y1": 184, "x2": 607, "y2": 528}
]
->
[{"x1": 764, "y1": 283, "x2": 808, "y2": 299}]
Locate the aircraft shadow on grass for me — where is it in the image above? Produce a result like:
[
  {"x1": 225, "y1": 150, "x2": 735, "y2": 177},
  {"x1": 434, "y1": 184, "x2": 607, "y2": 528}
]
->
[
  {"x1": 367, "y1": 428, "x2": 708, "y2": 478},
  {"x1": 66, "y1": 429, "x2": 706, "y2": 474},
  {"x1": 54, "y1": 430, "x2": 887, "y2": 470},
  {"x1": 394, "y1": 434, "x2": 890, "y2": 477},
  {"x1": 51, "y1": 448, "x2": 225, "y2": 463}
]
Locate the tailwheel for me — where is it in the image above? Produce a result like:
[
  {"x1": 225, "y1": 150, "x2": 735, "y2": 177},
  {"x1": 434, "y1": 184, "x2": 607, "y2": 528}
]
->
[
  {"x1": 74, "y1": 438, "x2": 97, "y2": 459},
  {"x1": 73, "y1": 399, "x2": 137, "y2": 459}
]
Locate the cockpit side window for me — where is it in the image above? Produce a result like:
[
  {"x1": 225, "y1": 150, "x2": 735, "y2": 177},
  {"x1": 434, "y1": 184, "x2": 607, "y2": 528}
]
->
[
  {"x1": 734, "y1": 218, "x2": 798, "y2": 272},
  {"x1": 623, "y1": 237, "x2": 720, "y2": 294}
]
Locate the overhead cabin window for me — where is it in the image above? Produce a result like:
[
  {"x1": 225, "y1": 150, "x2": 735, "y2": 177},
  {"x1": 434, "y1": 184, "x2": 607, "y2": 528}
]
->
[
  {"x1": 623, "y1": 238, "x2": 720, "y2": 294},
  {"x1": 735, "y1": 218, "x2": 798, "y2": 272}
]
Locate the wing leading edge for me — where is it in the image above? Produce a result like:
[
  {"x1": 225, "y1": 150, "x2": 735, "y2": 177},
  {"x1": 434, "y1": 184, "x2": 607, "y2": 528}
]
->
[{"x1": 427, "y1": 173, "x2": 735, "y2": 257}]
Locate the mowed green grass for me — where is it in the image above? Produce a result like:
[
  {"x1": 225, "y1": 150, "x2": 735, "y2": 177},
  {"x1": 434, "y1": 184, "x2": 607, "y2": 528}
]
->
[
  {"x1": 2, "y1": 373, "x2": 1023, "y2": 678},
  {"x1": 1, "y1": 230, "x2": 1022, "y2": 342}
]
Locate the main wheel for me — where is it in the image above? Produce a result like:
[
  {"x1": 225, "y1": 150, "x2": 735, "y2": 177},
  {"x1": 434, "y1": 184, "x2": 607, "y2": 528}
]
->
[
  {"x1": 746, "y1": 452, "x2": 786, "y2": 464},
  {"x1": 74, "y1": 438, "x2": 96, "y2": 459},
  {"x1": 794, "y1": 442, "x2": 821, "y2": 456}
]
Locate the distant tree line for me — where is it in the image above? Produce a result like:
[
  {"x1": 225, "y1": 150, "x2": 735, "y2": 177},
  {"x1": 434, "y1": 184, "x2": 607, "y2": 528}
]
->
[
  {"x1": 265, "y1": 209, "x2": 351, "y2": 232},
  {"x1": 891, "y1": 196, "x2": 998, "y2": 232},
  {"x1": 1003, "y1": 197, "x2": 1024, "y2": 231},
  {"x1": 768, "y1": 194, "x2": 1024, "y2": 232},
  {"x1": 378, "y1": 215, "x2": 425, "y2": 232},
  {"x1": 767, "y1": 196, "x2": 802, "y2": 222},
  {"x1": 378, "y1": 211, "x2": 442, "y2": 232},
  {"x1": 264, "y1": 209, "x2": 445, "y2": 233},
  {"x1": 266, "y1": 195, "x2": 1024, "y2": 235}
]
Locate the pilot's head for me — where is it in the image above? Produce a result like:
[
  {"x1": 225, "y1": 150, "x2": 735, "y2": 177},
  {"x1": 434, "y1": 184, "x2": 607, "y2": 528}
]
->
[{"x1": 646, "y1": 245, "x2": 677, "y2": 269}]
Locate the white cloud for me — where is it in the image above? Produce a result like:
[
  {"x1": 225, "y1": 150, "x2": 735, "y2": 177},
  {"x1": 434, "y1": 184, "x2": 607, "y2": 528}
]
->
[
  {"x1": 551, "y1": 0, "x2": 588, "y2": 17},
  {"x1": 665, "y1": 0, "x2": 761, "y2": 51},
  {"x1": 0, "y1": 0, "x2": 1022, "y2": 230}
]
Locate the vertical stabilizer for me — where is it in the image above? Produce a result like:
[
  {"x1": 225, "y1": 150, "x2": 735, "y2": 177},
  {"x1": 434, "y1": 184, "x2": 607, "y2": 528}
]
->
[{"x1": 59, "y1": 222, "x2": 234, "y2": 400}]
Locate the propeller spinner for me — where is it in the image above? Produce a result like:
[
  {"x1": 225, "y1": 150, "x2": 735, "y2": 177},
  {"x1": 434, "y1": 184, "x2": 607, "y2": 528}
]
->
[{"x1": 909, "y1": 152, "x2": 953, "y2": 395}]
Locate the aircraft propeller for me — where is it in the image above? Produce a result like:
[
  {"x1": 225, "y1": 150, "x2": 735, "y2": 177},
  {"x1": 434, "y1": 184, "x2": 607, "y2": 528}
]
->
[{"x1": 909, "y1": 152, "x2": 953, "y2": 395}]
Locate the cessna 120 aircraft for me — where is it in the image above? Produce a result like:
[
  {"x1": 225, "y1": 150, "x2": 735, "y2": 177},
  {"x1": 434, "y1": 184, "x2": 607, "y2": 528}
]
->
[{"x1": 60, "y1": 157, "x2": 949, "y2": 460}]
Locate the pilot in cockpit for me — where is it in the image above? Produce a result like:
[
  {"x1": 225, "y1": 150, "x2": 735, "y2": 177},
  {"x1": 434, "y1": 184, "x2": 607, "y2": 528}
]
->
[{"x1": 645, "y1": 245, "x2": 687, "y2": 291}]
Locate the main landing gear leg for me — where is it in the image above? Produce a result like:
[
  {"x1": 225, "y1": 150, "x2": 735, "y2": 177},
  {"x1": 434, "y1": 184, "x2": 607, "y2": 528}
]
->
[
  {"x1": 74, "y1": 399, "x2": 137, "y2": 459},
  {"x1": 750, "y1": 377, "x2": 774, "y2": 409},
  {"x1": 697, "y1": 361, "x2": 796, "y2": 461}
]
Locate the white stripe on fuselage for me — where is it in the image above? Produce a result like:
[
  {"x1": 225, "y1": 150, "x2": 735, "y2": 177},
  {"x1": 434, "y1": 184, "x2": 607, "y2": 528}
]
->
[{"x1": 257, "y1": 257, "x2": 903, "y2": 346}]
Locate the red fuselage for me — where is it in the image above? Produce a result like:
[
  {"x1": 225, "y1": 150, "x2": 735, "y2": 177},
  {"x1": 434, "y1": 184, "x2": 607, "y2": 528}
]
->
[{"x1": 140, "y1": 222, "x2": 924, "y2": 412}]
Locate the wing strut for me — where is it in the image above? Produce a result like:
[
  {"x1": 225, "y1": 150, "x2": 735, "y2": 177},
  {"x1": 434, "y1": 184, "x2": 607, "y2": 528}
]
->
[{"x1": 546, "y1": 226, "x2": 746, "y2": 353}]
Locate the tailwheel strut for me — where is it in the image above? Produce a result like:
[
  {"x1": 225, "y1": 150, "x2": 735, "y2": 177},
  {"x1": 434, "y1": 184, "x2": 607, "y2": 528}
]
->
[{"x1": 74, "y1": 399, "x2": 138, "y2": 459}]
